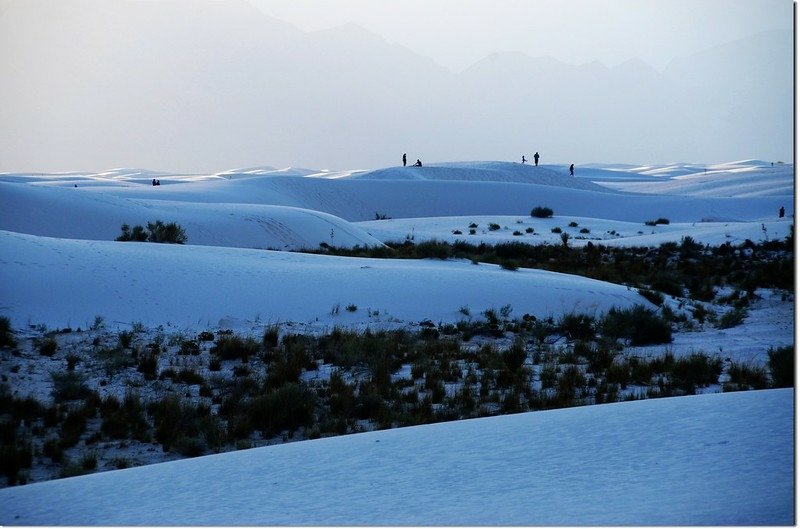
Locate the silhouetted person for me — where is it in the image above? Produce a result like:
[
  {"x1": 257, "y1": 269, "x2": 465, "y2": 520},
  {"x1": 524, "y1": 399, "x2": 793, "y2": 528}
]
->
[
  {"x1": 403, "y1": 153, "x2": 407, "y2": 167},
  {"x1": 522, "y1": 155, "x2": 527, "y2": 164},
  {"x1": 415, "y1": 159, "x2": 422, "y2": 167},
  {"x1": 152, "y1": 178, "x2": 157, "y2": 186},
  {"x1": 779, "y1": 206, "x2": 785, "y2": 218},
  {"x1": 534, "y1": 152, "x2": 539, "y2": 166},
  {"x1": 569, "y1": 163, "x2": 574, "y2": 176}
]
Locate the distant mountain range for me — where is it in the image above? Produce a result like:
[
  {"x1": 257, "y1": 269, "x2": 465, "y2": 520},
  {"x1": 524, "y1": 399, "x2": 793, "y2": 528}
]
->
[{"x1": 0, "y1": 0, "x2": 792, "y2": 171}]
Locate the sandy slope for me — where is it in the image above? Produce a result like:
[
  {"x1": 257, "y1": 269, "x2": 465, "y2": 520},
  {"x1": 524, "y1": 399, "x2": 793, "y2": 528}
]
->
[
  {"x1": 0, "y1": 388, "x2": 792, "y2": 525},
  {"x1": 0, "y1": 229, "x2": 652, "y2": 332}
]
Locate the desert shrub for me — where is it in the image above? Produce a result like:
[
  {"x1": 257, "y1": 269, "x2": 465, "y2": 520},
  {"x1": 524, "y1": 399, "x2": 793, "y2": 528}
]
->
[
  {"x1": 174, "y1": 368, "x2": 206, "y2": 386},
  {"x1": 262, "y1": 325, "x2": 280, "y2": 349},
  {"x1": 117, "y1": 220, "x2": 187, "y2": 244},
  {"x1": 551, "y1": 227, "x2": 562, "y2": 233},
  {"x1": 172, "y1": 436, "x2": 207, "y2": 458},
  {"x1": 51, "y1": 372, "x2": 91, "y2": 402},
  {"x1": 488, "y1": 223, "x2": 501, "y2": 231},
  {"x1": 568, "y1": 221, "x2": 579, "y2": 228},
  {"x1": 249, "y1": 383, "x2": 315, "y2": 436},
  {"x1": 116, "y1": 224, "x2": 148, "y2": 242},
  {"x1": 501, "y1": 339, "x2": 527, "y2": 373},
  {"x1": 579, "y1": 228, "x2": 591, "y2": 234},
  {"x1": 645, "y1": 218, "x2": 670, "y2": 226},
  {"x1": 178, "y1": 340, "x2": 201, "y2": 356},
  {"x1": 413, "y1": 240, "x2": 452, "y2": 259},
  {"x1": 137, "y1": 353, "x2": 158, "y2": 380},
  {"x1": 59, "y1": 407, "x2": 88, "y2": 447},
  {"x1": 117, "y1": 330, "x2": 134, "y2": 349},
  {"x1": 638, "y1": 289, "x2": 664, "y2": 306},
  {"x1": 670, "y1": 353, "x2": 722, "y2": 394},
  {"x1": 101, "y1": 392, "x2": 150, "y2": 442},
  {"x1": 212, "y1": 335, "x2": 260, "y2": 362},
  {"x1": 724, "y1": 361, "x2": 769, "y2": 391},
  {"x1": 197, "y1": 331, "x2": 214, "y2": 342},
  {"x1": 767, "y1": 346, "x2": 793, "y2": 388},
  {"x1": 0, "y1": 317, "x2": 17, "y2": 349},
  {"x1": 38, "y1": 337, "x2": 58, "y2": 357},
  {"x1": 354, "y1": 391, "x2": 388, "y2": 422},
  {"x1": 0, "y1": 442, "x2": 33, "y2": 485},
  {"x1": 146, "y1": 220, "x2": 188, "y2": 244},
  {"x1": 601, "y1": 305, "x2": 672, "y2": 346},
  {"x1": 65, "y1": 353, "x2": 80, "y2": 371},
  {"x1": 208, "y1": 356, "x2": 222, "y2": 371},
  {"x1": 531, "y1": 206, "x2": 554, "y2": 218},
  {"x1": 43, "y1": 437, "x2": 64, "y2": 463},
  {"x1": 512, "y1": 230, "x2": 523, "y2": 236},
  {"x1": 558, "y1": 312, "x2": 596, "y2": 341},
  {"x1": 649, "y1": 274, "x2": 683, "y2": 297},
  {"x1": 150, "y1": 395, "x2": 204, "y2": 452},
  {"x1": 525, "y1": 227, "x2": 534, "y2": 234},
  {"x1": 500, "y1": 260, "x2": 519, "y2": 271},
  {"x1": 346, "y1": 304, "x2": 358, "y2": 312},
  {"x1": 716, "y1": 307, "x2": 748, "y2": 329}
]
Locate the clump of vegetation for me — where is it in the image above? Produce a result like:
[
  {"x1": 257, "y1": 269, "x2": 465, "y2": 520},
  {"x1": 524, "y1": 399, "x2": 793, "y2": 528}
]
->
[
  {"x1": 724, "y1": 361, "x2": 768, "y2": 391},
  {"x1": 488, "y1": 223, "x2": 501, "y2": 231},
  {"x1": 0, "y1": 317, "x2": 17, "y2": 349},
  {"x1": 645, "y1": 218, "x2": 670, "y2": 226},
  {"x1": 601, "y1": 305, "x2": 672, "y2": 346},
  {"x1": 211, "y1": 335, "x2": 260, "y2": 362},
  {"x1": 38, "y1": 337, "x2": 58, "y2": 357},
  {"x1": 116, "y1": 220, "x2": 188, "y2": 244},
  {"x1": 767, "y1": 346, "x2": 793, "y2": 388},
  {"x1": 716, "y1": 307, "x2": 748, "y2": 329},
  {"x1": 531, "y1": 206, "x2": 554, "y2": 218}
]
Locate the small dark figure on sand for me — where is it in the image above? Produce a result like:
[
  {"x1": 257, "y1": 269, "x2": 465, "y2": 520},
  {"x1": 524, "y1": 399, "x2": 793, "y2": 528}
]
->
[{"x1": 534, "y1": 152, "x2": 539, "y2": 166}]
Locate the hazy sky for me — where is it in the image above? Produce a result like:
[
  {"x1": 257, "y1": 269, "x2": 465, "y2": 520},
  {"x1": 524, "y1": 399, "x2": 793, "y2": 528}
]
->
[{"x1": 250, "y1": 0, "x2": 792, "y2": 71}]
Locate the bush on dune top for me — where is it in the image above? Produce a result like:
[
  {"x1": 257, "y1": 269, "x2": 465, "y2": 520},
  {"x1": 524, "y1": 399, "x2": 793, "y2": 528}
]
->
[{"x1": 117, "y1": 220, "x2": 187, "y2": 244}]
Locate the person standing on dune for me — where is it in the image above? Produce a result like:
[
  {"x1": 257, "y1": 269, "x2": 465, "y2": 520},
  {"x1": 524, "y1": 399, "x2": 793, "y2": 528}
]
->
[
  {"x1": 534, "y1": 152, "x2": 539, "y2": 166},
  {"x1": 403, "y1": 153, "x2": 407, "y2": 167}
]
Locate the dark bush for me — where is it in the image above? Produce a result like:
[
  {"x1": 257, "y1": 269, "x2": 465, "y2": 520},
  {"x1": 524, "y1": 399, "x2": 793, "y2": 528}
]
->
[
  {"x1": 531, "y1": 206, "x2": 554, "y2": 218},
  {"x1": 212, "y1": 335, "x2": 260, "y2": 362},
  {"x1": 0, "y1": 316, "x2": 17, "y2": 349},
  {"x1": 725, "y1": 361, "x2": 769, "y2": 391},
  {"x1": 51, "y1": 372, "x2": 91, "y2": 402},
  {"x1": 249, "y1": 384, "x2": 315, "y2": 436},
  {"x1": 116, "y1": 224, "x2": 148, "y2": 242},
  {"x1": 638, "y1": 289, "x2": 664, "y2": 306},
  {"x1": 38, "y1": 337, "x2": 58, "y2": 357},
  {"x1": 601, "y1": 305, "x2": 672, "y2": 346},
  {"x1": 117, "y1": 220, "x2": 187, "y2": 244},
  {"x1": 263, "y1": 325, "x2": 280, "y2": 349},
  {"x1": 137, "y1": 353, "x2": 158, "y2": 380},
  {"x1": 558, "y1": 312, "x2": 596, "y2": 341},
  {"x1": 670, "y1": 353, "x2": 722, "y2": 394},
  {"x1": 178, "y1": 340, "x2": 201, "y2": 356},
  {"x1": 768, "y1": 346, "x2": 793, "y2": 388},
  {"x1": 501, "y1": 340, "x2": 527, "y2": 373},
  {"x1": 146, "y1": 220, "x2": 188, "y2": 244}
]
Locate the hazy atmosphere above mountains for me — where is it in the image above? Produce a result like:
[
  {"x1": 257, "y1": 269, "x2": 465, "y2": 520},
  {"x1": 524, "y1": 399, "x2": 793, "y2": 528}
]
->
[{"x1": 0, "y1": 0, "x2": 793, "y2": 172}]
